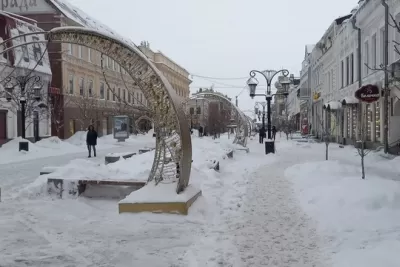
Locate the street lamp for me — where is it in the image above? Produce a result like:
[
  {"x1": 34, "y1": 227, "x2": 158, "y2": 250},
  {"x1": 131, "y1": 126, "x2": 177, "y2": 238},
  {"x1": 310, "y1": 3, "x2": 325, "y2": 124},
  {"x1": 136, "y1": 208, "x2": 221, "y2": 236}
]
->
[
  {"x1": 4, "y1": 75, "x2": 42, "y2": 151},
  {"x1": 247, "y1": 69, "x2": 292, "y2": 154},
  {"x1": 255, "y1": 101, "x2": 267, "y2": 133}
]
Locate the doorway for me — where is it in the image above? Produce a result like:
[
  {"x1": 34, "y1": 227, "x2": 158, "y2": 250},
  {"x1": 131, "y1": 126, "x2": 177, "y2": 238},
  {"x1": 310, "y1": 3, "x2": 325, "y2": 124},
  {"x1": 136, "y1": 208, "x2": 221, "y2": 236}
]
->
[{"x1": 0, "y1": 110, "x2": 7, "y2": 144}]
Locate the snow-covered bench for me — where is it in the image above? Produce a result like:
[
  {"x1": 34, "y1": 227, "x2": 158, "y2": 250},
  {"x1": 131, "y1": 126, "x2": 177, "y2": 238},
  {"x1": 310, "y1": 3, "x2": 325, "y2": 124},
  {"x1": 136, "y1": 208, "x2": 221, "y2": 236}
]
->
[
  {"x1": 40, "y1": 166, "x2": 61, "y2": 175},
  {"x1": 105, "y1": 152, "x2": 136, "y2": 165},
  {"x1": 47, "y1": 178, "x2": 146, "y2": 198}
]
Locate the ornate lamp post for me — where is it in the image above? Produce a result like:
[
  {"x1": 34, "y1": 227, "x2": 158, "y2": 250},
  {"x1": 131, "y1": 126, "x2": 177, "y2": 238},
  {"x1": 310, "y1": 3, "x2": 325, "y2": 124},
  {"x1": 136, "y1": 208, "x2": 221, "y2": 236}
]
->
[
  {"x1": 255, "y1": 101, "x2": 267, "y2": 132},
  {"x1": 4, "y1": 75, "x2": 43, "y2": 151},
  {"x1": 247, "y1": 69, "x2": 292, "y2": 154}
]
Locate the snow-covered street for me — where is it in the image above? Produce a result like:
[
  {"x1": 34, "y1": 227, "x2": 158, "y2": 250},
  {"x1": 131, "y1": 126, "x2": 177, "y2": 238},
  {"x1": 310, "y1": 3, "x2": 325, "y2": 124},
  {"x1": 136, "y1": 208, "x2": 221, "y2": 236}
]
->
[{"x1": 1, "y1": 133, "x2": 400, "y2": 266}]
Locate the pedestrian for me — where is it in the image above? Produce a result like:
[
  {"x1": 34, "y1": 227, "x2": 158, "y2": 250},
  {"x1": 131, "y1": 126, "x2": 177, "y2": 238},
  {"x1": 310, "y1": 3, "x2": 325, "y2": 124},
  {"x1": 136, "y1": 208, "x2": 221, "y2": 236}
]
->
[
  {"x1": 199, "y1": 126, "x2": 203, "y2": 137},
  {"x1": 259, "y1": 127, "x2": 266, "y2": 144},
  {"x1": 86, "y1": 125, "x2": 98, "y2": 158},
  {"x1": 272, "y1": 125, "x2": 277, "y2": 140}
]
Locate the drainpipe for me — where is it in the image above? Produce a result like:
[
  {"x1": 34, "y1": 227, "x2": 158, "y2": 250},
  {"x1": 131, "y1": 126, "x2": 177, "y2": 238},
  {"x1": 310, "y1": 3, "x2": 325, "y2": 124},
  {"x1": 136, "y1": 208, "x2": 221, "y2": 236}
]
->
[
  {"x1": 381, "y1": 0, "x2": 390, "y2": 153},
  {"x1": 352, "y1": 16, "x2": 362, "y2": 142}
]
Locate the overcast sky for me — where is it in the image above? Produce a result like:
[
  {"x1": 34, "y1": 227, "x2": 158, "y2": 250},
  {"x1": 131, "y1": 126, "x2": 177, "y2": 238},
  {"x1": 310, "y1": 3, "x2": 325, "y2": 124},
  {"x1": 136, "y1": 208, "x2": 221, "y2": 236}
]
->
[{"x1": 69, "y1": 0, "x2": 358, "y2": 112}]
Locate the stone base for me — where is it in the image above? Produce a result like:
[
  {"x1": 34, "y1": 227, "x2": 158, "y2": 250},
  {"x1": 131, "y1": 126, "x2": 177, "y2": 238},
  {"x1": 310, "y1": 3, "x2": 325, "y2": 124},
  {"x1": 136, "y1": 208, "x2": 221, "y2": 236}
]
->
[{"x1": 118, "y1": 184, "x2": 202, "y2": 215}]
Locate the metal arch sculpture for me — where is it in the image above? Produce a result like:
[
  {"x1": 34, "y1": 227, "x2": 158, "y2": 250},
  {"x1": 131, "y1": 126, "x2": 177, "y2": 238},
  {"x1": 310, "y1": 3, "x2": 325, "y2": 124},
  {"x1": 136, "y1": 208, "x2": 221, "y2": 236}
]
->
[
  {"x1": 1, "y1": 27, "x2": 192, "y2": 193},
  {"x1": 135, "y1": 115, "x2": 153, "y2": 133},
  {"x1": 192, "y1": 92, "x2": 249, "y2": 147}
]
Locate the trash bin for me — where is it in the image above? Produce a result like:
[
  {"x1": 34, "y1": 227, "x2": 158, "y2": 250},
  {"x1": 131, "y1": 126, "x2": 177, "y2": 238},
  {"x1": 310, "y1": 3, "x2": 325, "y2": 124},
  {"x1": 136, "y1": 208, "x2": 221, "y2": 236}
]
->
[
  {"x1": 265, "y1": 140, "x2": 275, "y2": 155},
  {"x1": 19, "y1": 141, "x2": 29, "y2": 152}
]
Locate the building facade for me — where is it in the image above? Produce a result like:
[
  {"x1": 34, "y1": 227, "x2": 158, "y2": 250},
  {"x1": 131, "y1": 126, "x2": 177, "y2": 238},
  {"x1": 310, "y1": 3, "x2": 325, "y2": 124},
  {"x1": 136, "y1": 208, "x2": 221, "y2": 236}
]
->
[
  {"x1": 288, "y1": 0, "x2": 400, "y2": 153},
  {"x1": 138, "y1": 41, "x2": 191, "y2": 101},
  {"x1": 0, "y1": 11, "x2": 52, "y2": 144},
  {"x1": 2, "y1": 0, "x2": 189, "y2": 139}
]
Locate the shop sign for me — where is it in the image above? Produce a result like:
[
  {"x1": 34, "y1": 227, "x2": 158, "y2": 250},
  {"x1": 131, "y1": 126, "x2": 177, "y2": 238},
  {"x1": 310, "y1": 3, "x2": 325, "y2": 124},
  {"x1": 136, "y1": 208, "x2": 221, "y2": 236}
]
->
[{"x1": 355, "y1": 84, "x2": 380, "y2": 103}]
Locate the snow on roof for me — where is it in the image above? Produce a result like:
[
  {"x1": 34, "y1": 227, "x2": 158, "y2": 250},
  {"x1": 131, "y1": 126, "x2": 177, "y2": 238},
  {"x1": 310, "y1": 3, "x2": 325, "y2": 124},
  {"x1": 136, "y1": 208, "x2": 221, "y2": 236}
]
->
[
  {"x1": 49, "y1": 0, "x2": 136, "y2": 48},
  {"x1": 0, "y1": 11, "x2": 52, "y2": 75}
]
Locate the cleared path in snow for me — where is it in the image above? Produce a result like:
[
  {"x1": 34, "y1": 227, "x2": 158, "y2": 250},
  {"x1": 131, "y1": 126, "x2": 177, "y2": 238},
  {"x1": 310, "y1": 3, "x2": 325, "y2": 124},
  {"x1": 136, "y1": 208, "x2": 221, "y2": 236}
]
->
[{"x1": 235, "y1": 148, "x2": 323, "y2": 266}]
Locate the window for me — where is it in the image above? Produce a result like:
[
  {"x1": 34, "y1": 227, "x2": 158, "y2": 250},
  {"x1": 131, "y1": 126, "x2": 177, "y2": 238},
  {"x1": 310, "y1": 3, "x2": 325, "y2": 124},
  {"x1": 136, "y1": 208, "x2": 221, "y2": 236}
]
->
[
  {"x1": 364, "y1": 41, "x2": 369, "y2": 76},
  {"x1": 69, "y1": 74, "x2": 74, "y2": 94},
  {"x1": 108, "y1": 58, "x2": 113, "y2": 69},
  {"x1": 128, "y1": 92, "x2": 131, "y2": 103},
  {"x1": 350, "y1": 53, "x2": 354, "y2": 84},
  {"x1": 196, "y1": 107, "x2": 201, "y2": 114},
  {"x1": 327, "y1": 72, "x2": 331, "y2": 92},
  {"x1": 123, "y1": 89, "x2": 126, "y2": 101},
  {"x1": 380, "y1": 28, "x2": 385, "y2": 65},
  {"x1": 67, "y1": 43, "x2": 73, "y2": 55},
  {"x1": 107, "y1": 86, "x2": 110, "y2": 100},
  {"x1": 136, "y1": 92, "x2": 139, "y2": 103},
  {"x1": 341, "y1": 60, "x2": 344, "y2": 88},
  {"x1": 78, "y1": 45, "x2": 82, "y2": 58},
  {"x1": 346, "y1": 56, "x2": 349, "y2": 86},
  {"x1": 19, "y1": 31, "x2": 29, "y2": 62},
  {"x1": 88, "y1": 80, "x2": 93, "y2": 97},
  {"x1": 99, "y1": 82, "x2": 105, "y2": 99},
  {"x1": 79, "y1": 77, "x2": 84, "y2": 96},
  {"x1": 118, "y1": 88, "x2": 121, "y2": 102},
  {"x1": 189, "y1": 107, "x2": 194, "y2": 115},
  {"x1": 112, "y1": 60, "x2": 115, "y2": 70},
  {"x1": 372, "y1": 34, "x2": 377, "y2": 68},
  {"x1": 88, "y1": 48, "x2": 91, "y2": 62},
  {"x1": 132, "y1": 93, "x2": 135, "y2": 104},
  {"x1": 32, "y1": 36, "x2": 43, "y2": 65},
  {"x1": 113, "y1": 87, "x2": 116, "y2": 101},
  {"x1": 140, "y1": 93, "x2": 143, "y2": 103}
]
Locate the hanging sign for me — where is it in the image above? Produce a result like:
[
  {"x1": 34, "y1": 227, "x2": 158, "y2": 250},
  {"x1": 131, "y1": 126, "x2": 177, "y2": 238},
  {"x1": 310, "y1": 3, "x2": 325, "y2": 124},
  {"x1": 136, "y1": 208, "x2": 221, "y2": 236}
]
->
[{"x1": 354, "y1": 84, "x2": 380, "y2": 103}]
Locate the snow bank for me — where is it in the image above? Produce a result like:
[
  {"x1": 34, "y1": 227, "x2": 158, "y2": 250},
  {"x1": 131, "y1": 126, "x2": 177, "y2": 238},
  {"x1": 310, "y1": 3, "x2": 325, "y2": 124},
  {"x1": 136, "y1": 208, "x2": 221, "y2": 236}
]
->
[
  {"x1": 285, "y1": 160, "x2": 400, "y2": 267},
  {"x1": 0, "y1": 137, "x2": 83, "y2": 164}
]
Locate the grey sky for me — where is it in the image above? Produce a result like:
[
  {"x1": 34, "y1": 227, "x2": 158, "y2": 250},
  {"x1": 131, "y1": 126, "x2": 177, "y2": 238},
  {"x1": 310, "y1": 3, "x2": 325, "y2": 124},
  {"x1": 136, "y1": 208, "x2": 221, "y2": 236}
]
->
[{"x1": 69, "y1": 0, "x2": 358, "y2": 111}]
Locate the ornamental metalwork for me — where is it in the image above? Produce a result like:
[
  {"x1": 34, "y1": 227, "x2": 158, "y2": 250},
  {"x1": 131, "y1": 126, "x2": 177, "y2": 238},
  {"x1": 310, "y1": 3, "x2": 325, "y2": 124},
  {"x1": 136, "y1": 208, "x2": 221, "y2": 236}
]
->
[
  {"x1": 135, "y1": 115, "x2": 153, "y2": 133},
  {"x1": 0, "y1": 27, "x2": 192, "y2": 193},
  {"x1": 190, "y1": 92, "x2": 249, "y2": 147}
]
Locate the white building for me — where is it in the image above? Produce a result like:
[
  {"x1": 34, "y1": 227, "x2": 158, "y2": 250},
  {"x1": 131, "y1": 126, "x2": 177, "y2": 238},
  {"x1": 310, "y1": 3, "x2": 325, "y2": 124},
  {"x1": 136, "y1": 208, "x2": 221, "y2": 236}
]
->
[
  {"x1": 0, "y1": 12, "x2": 52, "y2": 145},
  {"x1": 303, "y1": 0, "x2": 400, "y2": 152}
]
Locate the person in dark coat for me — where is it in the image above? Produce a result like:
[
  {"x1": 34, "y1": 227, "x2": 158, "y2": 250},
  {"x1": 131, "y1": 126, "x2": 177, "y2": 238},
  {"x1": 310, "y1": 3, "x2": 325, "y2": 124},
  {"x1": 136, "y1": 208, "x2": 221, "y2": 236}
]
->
[
  {"x1": 259, "y1": 127, "x2": 266, "y2": 144},
  {"x1": 86, "y1": 125, "x2": 98, "y2": 158},
  {"x1": 272, "y1": 126, "x2": 277, "y2": 140}
]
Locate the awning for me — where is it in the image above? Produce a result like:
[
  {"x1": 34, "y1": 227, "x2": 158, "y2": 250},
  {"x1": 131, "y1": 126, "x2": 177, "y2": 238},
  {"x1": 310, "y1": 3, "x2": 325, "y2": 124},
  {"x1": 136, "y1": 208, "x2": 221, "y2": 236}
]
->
[
  {"x1": 323, "y1": 101, "x2": 342, "y2": 111},
  {"x1": 341, "y1": 96, "x2": 359, "y2": 105}
]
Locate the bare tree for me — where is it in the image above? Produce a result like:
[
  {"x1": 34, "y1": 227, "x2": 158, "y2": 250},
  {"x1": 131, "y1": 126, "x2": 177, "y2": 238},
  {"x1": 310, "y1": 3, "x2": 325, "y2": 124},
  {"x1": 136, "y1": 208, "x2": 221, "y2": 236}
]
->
[
  {"x1": 356, "y1": 107, "x2": 371, "y2": 179},
  {"x1": 0, "y1": 77, "x2": 49, "y2": 131},
  {"x1": 68, "y1": 92, "x2": 100, "y2": 130},
  {"x1": 316, "y1": 112, "x2": 337, "y2": 160},
  {"x1": 48, "y1": 92, "x2": 72, "y2": 136}
]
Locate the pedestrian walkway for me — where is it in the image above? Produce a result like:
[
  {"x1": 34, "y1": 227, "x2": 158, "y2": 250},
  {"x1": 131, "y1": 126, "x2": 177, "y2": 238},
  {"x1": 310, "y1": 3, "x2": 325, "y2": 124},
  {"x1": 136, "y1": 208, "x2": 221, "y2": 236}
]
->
[{"x1": 235, "y1": 146, "x2": 323, "y2": 266}]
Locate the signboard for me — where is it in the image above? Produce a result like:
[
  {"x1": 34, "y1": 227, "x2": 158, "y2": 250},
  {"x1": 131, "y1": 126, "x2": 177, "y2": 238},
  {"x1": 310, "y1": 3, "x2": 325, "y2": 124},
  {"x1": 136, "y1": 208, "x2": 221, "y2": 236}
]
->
[
  {"x1": 1, "y1": 0, "x2": 55, "y2": 14},
  {"x1": 354, "y1": 84, "x2": 380, "y2": 103},
  {"x1": 113, "y1": 115, "x2": 129, "y2": 141}
]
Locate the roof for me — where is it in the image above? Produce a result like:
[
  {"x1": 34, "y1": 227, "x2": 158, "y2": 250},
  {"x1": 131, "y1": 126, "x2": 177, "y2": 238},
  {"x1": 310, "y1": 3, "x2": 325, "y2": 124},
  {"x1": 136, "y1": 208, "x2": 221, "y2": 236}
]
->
[
  {"x1": 335, "y1": 14, "x2": 352, "y2": 25},
  {"x1": 47, "y1": 0, "x2": 136, "y2": 48}
]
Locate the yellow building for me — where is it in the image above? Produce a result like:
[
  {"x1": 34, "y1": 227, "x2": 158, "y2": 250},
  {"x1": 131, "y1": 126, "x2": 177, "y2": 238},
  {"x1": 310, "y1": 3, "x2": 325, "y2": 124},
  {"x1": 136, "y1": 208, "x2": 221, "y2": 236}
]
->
[{"x1": 138, "y1": 41, "x2": 192, "y2": 101}]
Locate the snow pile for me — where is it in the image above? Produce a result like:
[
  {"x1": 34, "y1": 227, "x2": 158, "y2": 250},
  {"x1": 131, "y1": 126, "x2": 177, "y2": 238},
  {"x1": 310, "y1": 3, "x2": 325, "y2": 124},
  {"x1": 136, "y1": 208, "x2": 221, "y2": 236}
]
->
[
  {"x1": 285, "y1": 159, "x2": 400, "y2": 267},
  {"x1": 0, "y1": 137, "x2": 83, "y2": 164}
]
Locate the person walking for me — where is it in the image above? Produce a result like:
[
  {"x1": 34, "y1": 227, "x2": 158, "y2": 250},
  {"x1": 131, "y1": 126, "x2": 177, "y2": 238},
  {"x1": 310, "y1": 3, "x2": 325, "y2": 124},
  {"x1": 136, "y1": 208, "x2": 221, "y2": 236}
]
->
[
  {"x1": 86, "y1": 125, "x2": 98, "y2": 158},
  {"x1": 272, "y1": 125, "x2": 277, "y2": 140},
  {"x1": 259, "y1": 127, "x2": 266, "y2": 144}
]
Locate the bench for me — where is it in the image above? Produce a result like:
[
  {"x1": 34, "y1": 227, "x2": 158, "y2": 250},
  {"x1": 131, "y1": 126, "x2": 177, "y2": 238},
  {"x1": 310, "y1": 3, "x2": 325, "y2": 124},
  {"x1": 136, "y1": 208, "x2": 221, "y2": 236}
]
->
[
  {"x1": 47, "y1": 178, "x2": 146, "y2": 198},
  {"x1": 105, "y1": 152, "x2": 137, "y2": 165},
  {"x1": 235, "y1": 147, "x2": 250, "y2": 153},
  {"x1": 40, "y1": 166, "x2": 61, "y2": 175}
]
